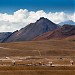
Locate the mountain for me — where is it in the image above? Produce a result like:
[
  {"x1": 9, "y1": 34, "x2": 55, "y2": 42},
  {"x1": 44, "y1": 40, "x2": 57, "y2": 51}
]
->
[
  {"x1": 0, "y1": 32, "x2": 12, "y2": 42},
  {"x1": 59, "y1": 20, "x2": 75, "y2": 26},
  {"x1": 33, "y1": 25, "x2": 75, "y2": 41},
  {"x1": 64, "y1": 35, "x2": 75, "y2": 41},
  {"x1": 3, "y1": 17, "x2": 59, "y2": 42}
]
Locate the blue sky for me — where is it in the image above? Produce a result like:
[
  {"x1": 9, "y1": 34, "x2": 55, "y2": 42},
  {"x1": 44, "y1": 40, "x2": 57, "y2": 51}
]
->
[
  {"x1": 0, "y1": 0, "x2": 74, "y2": 14},
  {"x1": 0, "y1": 0, "x2": 74, "y2": 32}
]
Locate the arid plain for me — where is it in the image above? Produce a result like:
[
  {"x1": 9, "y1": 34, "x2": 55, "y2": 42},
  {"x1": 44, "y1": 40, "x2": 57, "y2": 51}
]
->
[{"x1": 0, "y1": 37, "x2": 75, "y2": 75}]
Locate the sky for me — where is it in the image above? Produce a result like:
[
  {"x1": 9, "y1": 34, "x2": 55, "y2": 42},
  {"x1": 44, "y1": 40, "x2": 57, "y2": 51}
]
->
[
  {"x1": 0, "y1": 0, "x2": 74, "y2": 32},
  {"x1": 0, "y1": 0, "x2": 74, "y2": 14}
]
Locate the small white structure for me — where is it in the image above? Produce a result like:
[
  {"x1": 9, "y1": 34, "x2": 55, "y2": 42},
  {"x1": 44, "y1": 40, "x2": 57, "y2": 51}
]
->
[
  {"x1": 6, "y1": 57, "x2": 10, "y2": 59},
  {"x1": 70, "y1": 60, "x2": 73, "y2": 65},
  {"x1": 12, "y1": 60, "x2": 16, "y2": 65},
  {"x1": 46, "y1": 62, "x2": 52, "y2": 66}
]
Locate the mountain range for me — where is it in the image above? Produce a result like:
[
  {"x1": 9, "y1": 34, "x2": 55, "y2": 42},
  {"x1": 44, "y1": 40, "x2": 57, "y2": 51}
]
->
[
  {"x1": 0, "y1": 17, "x2": 75, "y2": 43},
  {"x1": 59, "y1": 20, "x2": 75, "y2": 26},
  {"x1": 33, "y1": 25, "x2": 75, "y2": 41},
  {"x1": 1, "y1": 17, "x2": 59, "y2": 42}
]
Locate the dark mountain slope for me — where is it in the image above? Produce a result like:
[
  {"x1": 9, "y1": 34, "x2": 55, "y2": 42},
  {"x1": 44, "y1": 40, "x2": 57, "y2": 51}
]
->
[
  {"x1": 33, "y1": 25, "x2": 75, "y2": 41},
  {"x1": 0, "y1": 32, "x2": 12, "y2": 42},
  {"x1": 3, "y1": 17, "x2": 59, "y2": 42}
]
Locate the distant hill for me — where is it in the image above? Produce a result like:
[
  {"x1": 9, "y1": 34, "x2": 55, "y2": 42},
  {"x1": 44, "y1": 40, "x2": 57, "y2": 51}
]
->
[
  {"x1": 59, "y1": 20, "x2": 75, "y2": 26},
  {"x1": 64, "y1": 35, "x2": 75, "y2": 41},
  {"x1": 0, "y1": 32, "x2": 12, "y2": 42},
  {"x1": 3, "y1": 17, "x2": 59, "y2": 42},
  {"x1": 33, "y1": 25, "x2": 75, "y2": 41}
]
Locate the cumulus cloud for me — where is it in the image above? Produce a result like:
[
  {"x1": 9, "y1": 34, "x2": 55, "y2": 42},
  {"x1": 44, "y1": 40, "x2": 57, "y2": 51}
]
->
[{"x1": 0, "y1": 9, "x2": 74, "y2": 32}]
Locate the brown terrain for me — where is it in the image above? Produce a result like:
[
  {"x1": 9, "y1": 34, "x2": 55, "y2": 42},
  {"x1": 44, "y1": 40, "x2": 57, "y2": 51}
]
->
[
  {"x1": 33, "y1": 25, "x2": 75, "y2": 41},
  {"x1": 0, "y1": 18, "x2": 75, "y2": 75},
  {"x1": 0, "y1": 36, "x2": 75, "y2": 75}
]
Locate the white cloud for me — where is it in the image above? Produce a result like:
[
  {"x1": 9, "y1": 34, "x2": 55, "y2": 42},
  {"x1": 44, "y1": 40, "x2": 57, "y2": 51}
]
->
[{"x1": 0, "y1": 9, "x2": 74, "y2": 32}]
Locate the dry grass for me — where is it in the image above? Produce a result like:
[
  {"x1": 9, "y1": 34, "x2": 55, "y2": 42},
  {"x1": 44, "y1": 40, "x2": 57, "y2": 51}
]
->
[
  {"x1": 0, "y1": 39, "x2": 75, "y2": 57},
  {"x1": 0, "y1": 70, "x2": 75, "y2": 75},
  {"x1": 0, "y1": 39, "x2": 75, "y2": 75},
  {"x1": 0, "y1": 66, "x2": 75, "y2": 75}
]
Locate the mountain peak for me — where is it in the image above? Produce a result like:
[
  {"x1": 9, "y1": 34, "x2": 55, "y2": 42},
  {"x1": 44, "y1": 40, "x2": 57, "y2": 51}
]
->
[
  {"x1": 39, "y1": 17, "x2": 46, "y2": 20},
  {"x1": 2, "y1": 17, "x2": 59, "y2": 42},
  {"x1": 36, "y1": 17, "x2": 54, "y2": 25},
  {"x1": 65, "y1": 20, "x2": 74, "y2": 22},
  {"x1": 59, "y1": 20, "x2": 75, "y2": 26},
  {"x1": 37, "y1": 17, "x2": 48, "y2": 22}
]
